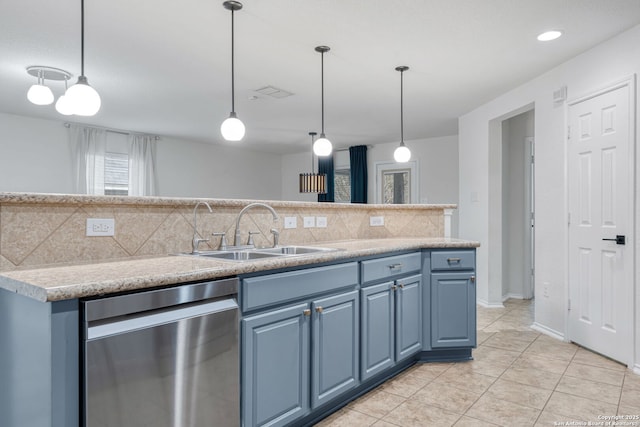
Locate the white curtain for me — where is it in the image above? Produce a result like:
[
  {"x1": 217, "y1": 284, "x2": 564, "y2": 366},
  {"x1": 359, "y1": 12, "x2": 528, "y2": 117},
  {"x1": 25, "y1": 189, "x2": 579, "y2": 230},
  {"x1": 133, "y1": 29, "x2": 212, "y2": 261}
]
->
[
  {"x1": 128, "y1": 134, "x2": 158, "y2": 196},
  {"x1": 69, "y1": 125, "x2": 107, "y2": 194}
]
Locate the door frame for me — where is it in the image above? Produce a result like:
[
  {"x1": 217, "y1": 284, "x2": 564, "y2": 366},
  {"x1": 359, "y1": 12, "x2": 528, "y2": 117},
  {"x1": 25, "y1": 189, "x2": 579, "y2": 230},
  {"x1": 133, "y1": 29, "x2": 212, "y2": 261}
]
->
[
  {"x1": 523, "y1": 136, "x2": 535, "y2": 300},
  {"x1": 564, "y1": 75, "x2": 636, "y2": 367}
]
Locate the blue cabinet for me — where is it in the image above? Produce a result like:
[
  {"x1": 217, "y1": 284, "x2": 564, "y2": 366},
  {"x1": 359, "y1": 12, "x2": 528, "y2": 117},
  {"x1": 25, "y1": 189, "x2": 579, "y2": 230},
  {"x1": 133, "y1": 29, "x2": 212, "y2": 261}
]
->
[
  {"x1": 360, "y1": 273, "x2": 422, "y2": 381},
  {"x1": 430, "y1": 250, "x2": 477, "y2": 348},
  {"x1": 242, "y1": 303, "x2": 310, "y2": 427}
]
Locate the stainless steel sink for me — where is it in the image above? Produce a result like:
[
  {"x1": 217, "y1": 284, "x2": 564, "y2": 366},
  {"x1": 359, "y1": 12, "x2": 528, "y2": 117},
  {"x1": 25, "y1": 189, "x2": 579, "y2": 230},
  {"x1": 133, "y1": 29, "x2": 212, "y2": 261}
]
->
[
  {"x1": 255, "y1": 245, "x2": 339, "y2": 255},
  {"x1": 189, "y1": 250, "x2": 283, "y2": 261}
]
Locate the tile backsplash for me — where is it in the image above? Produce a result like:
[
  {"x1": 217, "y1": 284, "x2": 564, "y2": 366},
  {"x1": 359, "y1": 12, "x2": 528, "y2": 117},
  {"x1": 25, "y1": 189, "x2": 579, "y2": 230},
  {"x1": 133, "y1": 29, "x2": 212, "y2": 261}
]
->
[{"x1": 0, "y1": 193, "x2": 453, "y2": 271}]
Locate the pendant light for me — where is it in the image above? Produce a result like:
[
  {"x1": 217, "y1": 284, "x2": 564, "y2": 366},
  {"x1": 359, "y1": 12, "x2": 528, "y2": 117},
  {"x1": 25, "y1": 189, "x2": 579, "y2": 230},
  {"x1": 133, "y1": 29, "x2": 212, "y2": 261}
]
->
[
  {"x1": 300, "y1": 132, "x2": 327, "y2": 194},
  {"x1": 55, "y1": 76, "x2": 74, "y2": 115},
  {"x1": 65, "y1": 0, "x2": 101, "y2": 116},
  {"x1": 313, "y1": 46, "x2": 332, "y2": 156},
  {"x1": 26, "y1": 68, "x2": 54, "y2": 105},
  {"x1": 393, "y1": 66, "x2": 411, "y2": 163},
  {"x1": 220, "y1": 1, "x2": 245, "y2": 142}
]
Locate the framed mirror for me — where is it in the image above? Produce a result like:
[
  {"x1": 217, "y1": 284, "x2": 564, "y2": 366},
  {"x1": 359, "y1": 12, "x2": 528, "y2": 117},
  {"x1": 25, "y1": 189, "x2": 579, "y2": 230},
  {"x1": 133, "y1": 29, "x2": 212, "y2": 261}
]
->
[{"x1": 374, "y1": 161, "x2": 418, "y2": 204}]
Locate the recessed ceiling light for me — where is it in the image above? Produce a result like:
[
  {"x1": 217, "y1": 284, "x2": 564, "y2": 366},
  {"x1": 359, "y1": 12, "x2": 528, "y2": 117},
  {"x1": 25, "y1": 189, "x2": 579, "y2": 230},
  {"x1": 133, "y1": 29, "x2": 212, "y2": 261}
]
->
[{"x1": 537, "y1": 30, "x2": 563, "y2": 42}]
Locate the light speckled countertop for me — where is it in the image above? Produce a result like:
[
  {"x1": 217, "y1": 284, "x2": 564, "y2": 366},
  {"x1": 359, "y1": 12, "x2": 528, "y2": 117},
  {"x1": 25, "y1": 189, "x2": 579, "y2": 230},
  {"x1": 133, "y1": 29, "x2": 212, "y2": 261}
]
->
[{"x1": 0, "y1": 238, "x2": 479, "y2": 302}]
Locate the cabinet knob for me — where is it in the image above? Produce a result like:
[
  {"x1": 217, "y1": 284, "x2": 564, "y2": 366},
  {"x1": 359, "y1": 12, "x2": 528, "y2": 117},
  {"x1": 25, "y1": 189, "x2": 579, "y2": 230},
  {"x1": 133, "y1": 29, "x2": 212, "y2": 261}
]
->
[
  {"x1": 398, "y1": 284, "x2": 404, "y2": 289},
  {"x1": 315, "y1": 306, "x2": 323, "y2": 314},
  {"x1": 303, "y1": 309, "x2": 311, "y2": 316},
  {"x1": 391, "y1": 285, "x2": 397, "y2": 291},
  {"x1": 470, "y1": 276, "x2": 476, "y2": 283}
]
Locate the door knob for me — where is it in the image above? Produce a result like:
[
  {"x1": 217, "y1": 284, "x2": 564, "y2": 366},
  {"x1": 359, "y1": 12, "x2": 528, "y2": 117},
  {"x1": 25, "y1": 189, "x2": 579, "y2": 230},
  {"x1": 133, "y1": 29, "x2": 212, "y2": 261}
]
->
[{"x1": 602, "y1": 235, "x2": 625, "y2": 245}]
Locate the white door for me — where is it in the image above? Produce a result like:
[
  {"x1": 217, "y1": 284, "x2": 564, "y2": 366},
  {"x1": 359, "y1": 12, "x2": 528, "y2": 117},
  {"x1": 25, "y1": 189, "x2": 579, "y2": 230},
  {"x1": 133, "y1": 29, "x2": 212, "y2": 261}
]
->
[{"x1": 567, "y1": 80, "x2": 634, "y2": 365}]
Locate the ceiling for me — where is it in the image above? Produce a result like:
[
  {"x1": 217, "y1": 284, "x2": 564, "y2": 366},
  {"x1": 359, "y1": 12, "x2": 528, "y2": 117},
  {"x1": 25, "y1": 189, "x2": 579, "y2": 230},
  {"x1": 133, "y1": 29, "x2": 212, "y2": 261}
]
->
[{"x1": 1, "y1": 0, "x2": 640, "y2": 154}]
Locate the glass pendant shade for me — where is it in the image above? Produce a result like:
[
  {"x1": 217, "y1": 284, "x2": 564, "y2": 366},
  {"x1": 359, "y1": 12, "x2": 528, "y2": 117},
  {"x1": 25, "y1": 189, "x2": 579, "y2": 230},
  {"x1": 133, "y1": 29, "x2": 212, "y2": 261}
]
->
[
  {"x1": 220, "y1": 113, "x2": 246, "y2": 141},
  {"x1": 313, "y1": 135, "x2": 332, "y2": 156},
  {"x1": 55, "y1": 94, "x2": 74, "y2": 115},
  {"x1": 27, "y1": 84, "x2": 54, "y2": 105},
  {"x1": 66, "y1": 76, "x2": 101, "y2": 116},
  {"x1": 394, "y1": 143, "x2": 411, "y2": 163}
]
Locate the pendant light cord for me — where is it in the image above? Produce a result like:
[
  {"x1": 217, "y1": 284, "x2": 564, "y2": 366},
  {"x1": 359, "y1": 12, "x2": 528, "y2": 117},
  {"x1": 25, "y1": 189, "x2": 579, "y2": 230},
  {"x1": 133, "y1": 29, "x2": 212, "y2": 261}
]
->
[
  {"x1": 320, "y1": 51, "x2": 325, "y2": 134},
  {"x1": 400, "y1": 69, "x2": 404, "y2": 143},
  {"x1": 80, "y1": 0, "x2": 85, "y2": 77},
  {"x1": 230, "y1": 8, "x2": 236, "y2": 113}
]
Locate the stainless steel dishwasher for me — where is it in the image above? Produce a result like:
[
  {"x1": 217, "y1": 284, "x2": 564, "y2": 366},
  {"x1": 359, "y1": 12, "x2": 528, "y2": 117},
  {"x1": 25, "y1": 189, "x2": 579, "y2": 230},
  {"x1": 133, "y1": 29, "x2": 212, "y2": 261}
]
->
[{"x1": 82, "y1": 277, "x2": 239, "y2": 427}]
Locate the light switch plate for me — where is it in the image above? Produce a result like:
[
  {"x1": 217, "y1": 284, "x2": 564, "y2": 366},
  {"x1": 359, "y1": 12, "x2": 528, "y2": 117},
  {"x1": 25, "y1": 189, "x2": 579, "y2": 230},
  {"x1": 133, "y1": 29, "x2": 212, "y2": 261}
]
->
[
  {"x1": 370, "y1": 216, "x2": 384, "y2": 227},
  {"x1": 284, "y1": 216, "x2": 297, "y2": 229},
  {"x1": 303, "y1": 217, "x2": 315, "y2": 228},
  {"x1": 86, "y1": 218, "x2": 115, "y2": 236},
  {"x1": 316, "y1": 216, "x2": 327, "y2": 228}
]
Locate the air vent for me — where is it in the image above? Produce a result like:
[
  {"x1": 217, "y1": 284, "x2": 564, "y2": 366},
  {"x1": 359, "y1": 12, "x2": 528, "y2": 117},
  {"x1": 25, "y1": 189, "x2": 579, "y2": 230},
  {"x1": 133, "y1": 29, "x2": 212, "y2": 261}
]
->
[{"x1": 254, "y1": 86, "x2": 294, "y2": 99}]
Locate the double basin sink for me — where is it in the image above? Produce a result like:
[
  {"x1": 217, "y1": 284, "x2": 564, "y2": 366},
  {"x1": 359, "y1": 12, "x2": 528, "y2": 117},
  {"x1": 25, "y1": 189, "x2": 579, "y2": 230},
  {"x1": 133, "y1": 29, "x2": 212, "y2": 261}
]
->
[{"x1": 186, "y1": 245, "x2": 340, "y2": 262}]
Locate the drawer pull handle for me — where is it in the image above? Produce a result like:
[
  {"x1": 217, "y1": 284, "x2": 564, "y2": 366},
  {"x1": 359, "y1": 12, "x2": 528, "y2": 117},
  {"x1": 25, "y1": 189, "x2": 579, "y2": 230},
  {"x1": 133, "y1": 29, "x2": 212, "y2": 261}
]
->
[
  {"x1": 303, "y1": 309, "x2": 311, "y2": 316},
  {"x1": 447, "y1": 257, "x2": 461, "y2": 263},
  {"x1": 470, "y1": 276, "x2": 476, "y2": 283},
  {"x1": 388, "y1": 263, "x2": 403, "y2": 271},
  {"x1": 315, "y1": 306, "x2": 324, "y2": 314}
]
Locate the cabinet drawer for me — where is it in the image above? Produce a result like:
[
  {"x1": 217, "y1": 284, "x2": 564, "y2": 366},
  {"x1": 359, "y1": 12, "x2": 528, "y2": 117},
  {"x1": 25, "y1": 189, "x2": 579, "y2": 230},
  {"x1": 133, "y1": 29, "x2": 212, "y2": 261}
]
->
[
  {"x1": 361, "y1": 252, "x2": 421, "y2": 285},
  {"x1": 242, "y1": 262, "x2": 358, "y2": 311},
  {"x1": 431, "y1": 250, "x2": 475, "y2": 271}
]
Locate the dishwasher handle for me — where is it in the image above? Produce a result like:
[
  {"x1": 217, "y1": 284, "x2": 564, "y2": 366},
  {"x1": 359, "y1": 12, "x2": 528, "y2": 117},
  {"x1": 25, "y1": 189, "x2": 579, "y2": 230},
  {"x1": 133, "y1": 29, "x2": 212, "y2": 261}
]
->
[{"x1": 87, "y1": 298, "x2": 238, "y2": 341}]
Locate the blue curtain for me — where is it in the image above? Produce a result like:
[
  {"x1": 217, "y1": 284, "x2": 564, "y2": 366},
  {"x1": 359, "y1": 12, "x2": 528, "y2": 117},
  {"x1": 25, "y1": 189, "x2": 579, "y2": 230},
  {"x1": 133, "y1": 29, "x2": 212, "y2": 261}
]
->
[
  {"x1": 317, "y1": 155, "x2": 335, "y2": 202},
  {"x1": 349, "y1": 145, "x2": 367, "y2": 203}
]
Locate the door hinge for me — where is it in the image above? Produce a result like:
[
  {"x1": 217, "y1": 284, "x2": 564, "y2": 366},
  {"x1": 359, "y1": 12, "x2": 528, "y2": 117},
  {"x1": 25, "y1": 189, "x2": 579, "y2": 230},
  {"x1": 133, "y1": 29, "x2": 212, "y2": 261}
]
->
[
  {"x1": 568, "y1": 299, "x2": 571, "y2": 311},
  {"x1": 567, "y1": 126, "x2": 571, "y2": 140},
  {"x1": 531, "y1": 154, "x2": 535, "y2": 164},
  {"x1": 568, "y1": 212, "x2": 571, "y2": 226}
]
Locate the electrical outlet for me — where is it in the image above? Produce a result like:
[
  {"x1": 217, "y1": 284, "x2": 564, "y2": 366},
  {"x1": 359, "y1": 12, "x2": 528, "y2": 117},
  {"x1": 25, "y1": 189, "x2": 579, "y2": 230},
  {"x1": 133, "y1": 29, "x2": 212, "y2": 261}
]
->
[
  {"x1": 369, "y1": 216, "x2": 384, "y2": 227},
  {"x1": 284, "y1": 216, "x2": 297, "y2": 229},
  {"x1": 303, "y1": 217, "x2": 315, "y2": 228},
  {"x1": 86, "y1": 218, "x2": 115, "y2": 236},
  {"x1": 316, "y1": 216, "x2": 327, "y2": 228}
]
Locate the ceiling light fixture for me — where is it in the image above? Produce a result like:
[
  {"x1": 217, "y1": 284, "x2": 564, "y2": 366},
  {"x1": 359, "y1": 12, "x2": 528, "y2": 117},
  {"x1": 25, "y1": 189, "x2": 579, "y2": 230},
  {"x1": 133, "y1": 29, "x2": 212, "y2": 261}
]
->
[
  {"x1": 313, "y1": 46, "x2": 333, "y2": 157},
  {"x1": 537, "y1": 30, "x2": 563, "y2": 41},
  {"x1": 300, "y1": 131, "x2": 327, "y2": 194},
  {"x1": 55, "y1": 75, "x2": 74, "y2": 115},
  {"x1": 393, "y1": 66, "x2": 411, "y2": 163},
  {"x1": 26, "y1": 67, "x2": 55, "y2": 106},
  {"x1": 65, "y1": 0, "x2": 101, "y2": 116},
  {"x1": 221, "y1": 1, "x2": 245, "y2": 142}
]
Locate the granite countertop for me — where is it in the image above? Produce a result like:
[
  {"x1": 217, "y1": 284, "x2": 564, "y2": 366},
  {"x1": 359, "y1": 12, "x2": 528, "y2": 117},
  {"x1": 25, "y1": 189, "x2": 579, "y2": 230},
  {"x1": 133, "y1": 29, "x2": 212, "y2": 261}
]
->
[{"x1": 0, "y1": 238, "x2": 479, "y2": 302}]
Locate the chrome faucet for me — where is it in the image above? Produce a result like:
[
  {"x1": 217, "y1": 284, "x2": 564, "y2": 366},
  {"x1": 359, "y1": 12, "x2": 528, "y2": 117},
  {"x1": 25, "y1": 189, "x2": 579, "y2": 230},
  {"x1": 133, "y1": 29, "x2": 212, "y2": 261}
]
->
[
  {"x1": 192, "y1": 201, "x2": 213, "y2": 254},
  {"x1": 234, "y1": 202, "x2": 279, "y2": 247}
]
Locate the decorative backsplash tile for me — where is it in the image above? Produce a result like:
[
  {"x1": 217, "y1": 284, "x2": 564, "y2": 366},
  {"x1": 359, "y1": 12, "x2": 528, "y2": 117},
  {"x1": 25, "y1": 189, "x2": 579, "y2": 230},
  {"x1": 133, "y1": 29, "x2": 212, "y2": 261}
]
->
[{"x1": 0, "y1": 193, "x2": 453, "y2": 271}]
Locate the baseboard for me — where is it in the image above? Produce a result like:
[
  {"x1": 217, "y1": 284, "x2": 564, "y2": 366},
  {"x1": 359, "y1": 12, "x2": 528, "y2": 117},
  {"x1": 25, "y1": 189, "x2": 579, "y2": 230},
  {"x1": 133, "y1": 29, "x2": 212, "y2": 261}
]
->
[
  {"x1": 530, "y1": 322, "x2": 565, "y2": 341},
  {"x1": 502, "y1": 293, "x2": 524, "y2": 301},
  {"x1": 633, "y1": 364, "x2": 640, "y2": 376},
  {"x1": 477, "y1": 298, "x2": 505, "y2": 308}
]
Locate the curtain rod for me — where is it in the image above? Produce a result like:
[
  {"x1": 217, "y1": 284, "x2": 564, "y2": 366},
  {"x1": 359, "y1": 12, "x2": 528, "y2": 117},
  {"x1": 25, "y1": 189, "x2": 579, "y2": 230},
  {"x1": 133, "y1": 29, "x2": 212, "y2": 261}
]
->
[
  {"x1": 63, "y1": 122, "x2": 160, "y2": 140},
  {"x1": 333, "y1": 145, "x2": 373, "y2": 153}
]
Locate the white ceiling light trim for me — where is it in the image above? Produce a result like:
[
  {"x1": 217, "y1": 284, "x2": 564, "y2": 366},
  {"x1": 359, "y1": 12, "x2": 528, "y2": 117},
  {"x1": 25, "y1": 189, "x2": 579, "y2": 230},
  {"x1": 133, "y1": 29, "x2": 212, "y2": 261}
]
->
[{"x1": 537, "y1": 30, "x2": 563, "y2": 41}]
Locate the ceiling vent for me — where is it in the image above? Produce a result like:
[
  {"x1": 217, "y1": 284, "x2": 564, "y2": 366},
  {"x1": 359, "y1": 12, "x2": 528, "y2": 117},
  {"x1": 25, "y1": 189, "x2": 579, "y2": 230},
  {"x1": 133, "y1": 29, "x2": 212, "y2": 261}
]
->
[{"x1": 254, "y1": 86, "x2": 294, "y2": 99}]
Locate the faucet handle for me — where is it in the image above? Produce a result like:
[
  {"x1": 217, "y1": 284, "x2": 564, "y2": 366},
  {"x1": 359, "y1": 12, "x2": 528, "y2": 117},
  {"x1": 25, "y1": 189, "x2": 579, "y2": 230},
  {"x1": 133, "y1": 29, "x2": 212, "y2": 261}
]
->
[
  {"x1": 270, "y1": 228, "x2": 280, "y2": 248},
  {"x1": 212, "y1": 232, "x2": 228, "y2": 251},
  {"x1": 192, "y1": 237, "x2": 210, "y2": 254},
  {"x1": 247, "y1": 231, "x2": 260, "y2": 246}
]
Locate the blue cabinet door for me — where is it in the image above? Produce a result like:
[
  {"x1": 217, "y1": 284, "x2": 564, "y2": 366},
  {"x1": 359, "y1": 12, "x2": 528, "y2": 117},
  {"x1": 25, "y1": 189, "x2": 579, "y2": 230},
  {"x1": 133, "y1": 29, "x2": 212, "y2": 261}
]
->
[
  {"x1": 360, "y1": 282, "x2": 394, "y2": 381},
  {"x1": 311, "y1": 290, "x2": 359, "y2": 408},
  {"x1": 242, "y1": 302, "x2": 310, "y2": 427},
  {"x1": 395, "y1": 274, "x2": 423, "y2": 361},
  {"x1": 431, "y1": 272, "x2": 477, "y2": 348}
]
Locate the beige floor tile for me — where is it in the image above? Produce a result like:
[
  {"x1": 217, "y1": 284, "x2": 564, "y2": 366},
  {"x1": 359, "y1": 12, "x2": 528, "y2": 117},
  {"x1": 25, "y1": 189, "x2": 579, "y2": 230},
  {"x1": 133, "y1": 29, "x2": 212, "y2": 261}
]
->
[
  {"x1": 620, "y1": 386, "x2": 640, "y2": 410},
  {"x1": 544, "y1": 391, "x2": 618, "y2": 421},
  {"x1": 466, "y1": 394, "x2": 540, "y2": 426},
  {"x1": 523, "y1": 338, "x2": 578, "y2": 362},
  {"x1": 378, "y1": 370, "x2": 428, "y2": 398},
  {"x1": 431, "y1": 369, "x2": 497, "y2": 394},
  {"x1": 555, "y1": 375, "x2": 622, "y2": 405},
  {"x1": 382, "y1": 400, "x2": 461, "y2": 427},
  {"x1": 486, "y1": 378, "x2": 553, "y2": 410},
  {"x1": 406, "y1": 362, "x2": 451, "y2": 382},
  {"x1": 482, "y1": 334, "x2": 533, "y2": 352},
  {"x1": 564, "y1": 362, "x2": 625, "y2": 387},
  {"x1": 477, "y1": 331, "x2": 494, "y2": 345},
  {"x1": 572, "y1": 347, "x2": 627, "y2": 372},
  {"x1": 511, "y1": 352, "x2": 571, "y2": 375},
  {"x1": 412, "y1": 383, "x2": 482, "y2": 413},
  {"x1": 348, "y1": 389, "x2": 405, "y2": 419},
  {"x1": 493, "y1": 330, "x2": 540, "y2": 343},
  {"x1": 623, "y1": 372, "x2": 640, "y2": 391},
  {"x1": 472, "y1": 345, "x2": 522, "y2": 365},
  {"x1": 618, "y1": 405, "x2": 640, "y2": 416},
  {"x1": 501, "y1": 366, "x2": 562, "y2": 390},
  {"x1": 482, "y1": 319, "x2": 534, "y2": 332},
  {"x1": 315, "y1": 408, "x2": 378, "y2": 427},
  {"x1": 371, "y1": 421, "x2": 398, "y2": 427},
  {"x1": 452, "y1": 358, "x2": 512, "y2": 378},
  {"x1": 454, "y1": 416, "x2": 500, "y2": 426},
  {"x1": 534, "y1": 409, "x2": 584, "y2": 426}
]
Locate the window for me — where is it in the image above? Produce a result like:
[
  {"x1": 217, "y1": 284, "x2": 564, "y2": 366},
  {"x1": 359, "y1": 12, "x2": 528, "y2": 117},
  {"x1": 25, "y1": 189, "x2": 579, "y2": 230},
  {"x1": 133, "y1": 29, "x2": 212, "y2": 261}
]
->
[
  {"x1": 104, "y1": 152, "x2": 129, "y2": 195},
  {"x1": 334, "y1": 168, "x2": 351, "y2": 203}
]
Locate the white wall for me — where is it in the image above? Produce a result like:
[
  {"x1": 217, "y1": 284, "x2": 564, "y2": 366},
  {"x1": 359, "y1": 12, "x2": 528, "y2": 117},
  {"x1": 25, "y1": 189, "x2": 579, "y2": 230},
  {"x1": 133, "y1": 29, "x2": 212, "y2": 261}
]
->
[
  {"x1": 0, "y1": 112, "x2": 282, "y2": 200},
  {"x1": 459, "y1": 24, "x2": 640, "y2": 368},
  {"x1": 281, "y1": 135, "x2": 460, "y2": 235}
]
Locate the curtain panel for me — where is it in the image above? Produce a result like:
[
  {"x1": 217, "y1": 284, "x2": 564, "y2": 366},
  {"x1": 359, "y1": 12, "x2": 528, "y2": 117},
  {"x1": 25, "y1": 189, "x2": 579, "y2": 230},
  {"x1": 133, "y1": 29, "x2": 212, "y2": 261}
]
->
[
  {"x1": 128, "y1": 134, "x2": 158, "y2": 196},
  {"x1": 69, "y1": 125, "x2": 107, "y2": 195},
  {"x1": 349, "y1": 145, "x2": 367, "y2": 203},
  {"x1": 317, "y1": 155, "x2": 335, "y2": 202}
]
